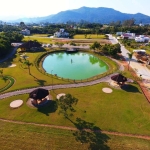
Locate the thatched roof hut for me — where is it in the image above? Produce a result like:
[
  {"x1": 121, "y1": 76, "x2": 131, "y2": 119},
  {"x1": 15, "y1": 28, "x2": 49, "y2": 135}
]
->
[
  {"x1": 18, "y1": 40, "x2": 41, "y2": 51},
  {"x1": 29, "y1": 88, "x2": 49, "y2": 100},
  {"x1": 111, "y1": 74, "x2": 127, "y2": 84}
]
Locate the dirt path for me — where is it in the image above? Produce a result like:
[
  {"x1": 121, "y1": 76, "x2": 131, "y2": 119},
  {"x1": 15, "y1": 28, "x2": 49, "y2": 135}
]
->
[{"x1": 0, "y1": 118, "x2": 150, "y2": 140}]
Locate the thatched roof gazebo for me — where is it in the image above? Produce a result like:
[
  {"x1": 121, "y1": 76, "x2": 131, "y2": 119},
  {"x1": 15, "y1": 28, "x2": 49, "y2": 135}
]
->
[
  {"x1": 18, "y1": 40, "x2": 41, "y2": 52},
  {"x1": 111, "y1": 74, "x2": 127, "y2": 85},
  {"x1": 29, "y1": 88, "x2": 49, "y2": 106}
]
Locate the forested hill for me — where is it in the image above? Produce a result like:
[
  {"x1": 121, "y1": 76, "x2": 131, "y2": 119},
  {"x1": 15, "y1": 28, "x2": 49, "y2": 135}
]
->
[{"x1": 11, "y1": 7, "x2": 150, "y2": 24}]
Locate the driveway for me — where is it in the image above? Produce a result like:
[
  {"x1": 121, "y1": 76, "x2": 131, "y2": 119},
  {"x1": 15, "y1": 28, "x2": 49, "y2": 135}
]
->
[{"x1": 108, "y1": 34, "x2": 150, "y2": 80}]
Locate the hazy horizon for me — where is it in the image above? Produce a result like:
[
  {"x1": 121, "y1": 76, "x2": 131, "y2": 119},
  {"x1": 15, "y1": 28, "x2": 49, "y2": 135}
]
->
[{"x1": 1, "y1": 0, "x2": 150, "y2": 21}]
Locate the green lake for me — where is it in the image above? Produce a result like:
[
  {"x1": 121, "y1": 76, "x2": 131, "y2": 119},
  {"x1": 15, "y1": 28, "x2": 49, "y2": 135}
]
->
[{"x1": 43, "y1": 52, "x2": 109, "y2": 80}]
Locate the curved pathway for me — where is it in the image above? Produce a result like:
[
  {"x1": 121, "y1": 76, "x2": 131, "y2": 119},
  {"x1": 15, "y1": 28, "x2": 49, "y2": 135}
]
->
[
  {"x1": 0, "y1": 118, "x2": 150, "y2": 140},
  {"x1": 0, "y1": 47, "x2": 18, "y2": 63},
  {"x1": 0, "y1": 73, "x2": 118, "y2": 99}
]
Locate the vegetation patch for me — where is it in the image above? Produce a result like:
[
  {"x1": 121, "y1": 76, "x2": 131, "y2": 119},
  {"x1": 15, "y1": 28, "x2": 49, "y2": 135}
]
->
[{"x1": 0, "y1": 76, "x2": 15, "y2": 93}]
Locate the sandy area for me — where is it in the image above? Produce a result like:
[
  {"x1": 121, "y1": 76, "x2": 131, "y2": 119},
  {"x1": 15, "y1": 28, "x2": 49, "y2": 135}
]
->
[{"x1": 8, "y1": 64, "x2": 16, "y2": 68}]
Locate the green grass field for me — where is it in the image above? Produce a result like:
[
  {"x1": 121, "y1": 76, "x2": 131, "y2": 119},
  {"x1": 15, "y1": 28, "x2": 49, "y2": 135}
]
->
[
  {"x1": 0, "y1": 82, "x2": 149, "y2": 136},
  {"x1": 0, "y1": 82, "x2": 150, "y2": 149},
  {"x1": 31, "y1": 34, "x2": 50, "y2": 37},
  {"x1": 23, "y1": 36, "x2": 53, "y2": 44},
  {"x1": 1, "y1": 120, "x2": 150, "y2": 150},
  {"x1": 73, "y1": 34, "x2": 107, "y2": 39},
  {"x1": 0, "y1": 78, "x2": 9, "y2": 89}
]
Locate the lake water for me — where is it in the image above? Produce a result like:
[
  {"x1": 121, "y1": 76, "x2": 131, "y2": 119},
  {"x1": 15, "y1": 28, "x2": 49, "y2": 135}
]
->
[{"x1": 43, "y1": 52, "x2": 109, "y2": 80}]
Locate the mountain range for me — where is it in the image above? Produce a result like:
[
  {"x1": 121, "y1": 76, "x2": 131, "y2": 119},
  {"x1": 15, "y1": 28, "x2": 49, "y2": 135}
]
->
[{"x1": 9, "y1": 7, "x2": 150, "y2": 24}]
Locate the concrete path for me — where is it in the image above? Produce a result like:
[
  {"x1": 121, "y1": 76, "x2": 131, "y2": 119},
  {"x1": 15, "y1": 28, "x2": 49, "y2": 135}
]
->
[
  {"x1": 0, "y1": 73, "x2": 117, "y2": 100},
  {"x1": 0, "y1": 47, "x2": 18, "y2": 63},
  {"x1": 108, "y1": 34, "x2": 150, "y2": 80}
]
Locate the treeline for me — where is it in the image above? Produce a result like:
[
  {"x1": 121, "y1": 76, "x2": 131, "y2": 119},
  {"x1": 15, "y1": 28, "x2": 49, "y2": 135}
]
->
[
  {"x1": 1, "y1": 18, "x2": 150, "y2": 36},
  {"x1": 90, "y1": 41, "x2": 121, "y2": 57},
  {"x1": 0, "y1": 32, "x2": 24, "y2": 58}
]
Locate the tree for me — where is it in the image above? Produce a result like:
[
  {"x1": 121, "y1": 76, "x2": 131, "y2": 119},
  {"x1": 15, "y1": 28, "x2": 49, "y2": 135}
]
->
[
  {"x1": 127, "y1": 52, "x2": 133, "y2": 70},
  {"x1": 0, "y1": 69, "x2": 3, "y2": 77},
  {"x1": 23, "y1": 60, "x2": 33, "y2": 75},
  {"x1": 20, "y1": 22, "x2": 26, "y2": 28},
  {"x1": 57, "y1": 93, "x2": 78, "y2": 118},
  {"x1": 90, "y1": 41, "x2": 101, "y2": 52}
]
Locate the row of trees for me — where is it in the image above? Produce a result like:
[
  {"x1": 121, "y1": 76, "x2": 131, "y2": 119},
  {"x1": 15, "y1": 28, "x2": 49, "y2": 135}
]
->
[
  {"x1": 90, "y1": 42, "x2": 121, "y2": 57},
  {"x1": 1, "y1": 19, "x2": 150, "y2": 36}
]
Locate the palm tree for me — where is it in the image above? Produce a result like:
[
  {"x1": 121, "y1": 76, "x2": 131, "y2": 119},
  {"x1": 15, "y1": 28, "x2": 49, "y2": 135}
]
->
[
  {"x1": 0, "y1": 69, "x2": 3, "y2": 77},
  {"x1": 127, "y1": 52, "x2": 133, "y2": 70},
  {"x1": 24, "y1": 60, "x2": 33, "y2": 75}
]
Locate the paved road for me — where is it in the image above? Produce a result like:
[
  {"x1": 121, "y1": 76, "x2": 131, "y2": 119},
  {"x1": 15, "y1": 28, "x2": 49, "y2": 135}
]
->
[{"x1": 108, "y1": 34, "x2": 150, "y2": 80}]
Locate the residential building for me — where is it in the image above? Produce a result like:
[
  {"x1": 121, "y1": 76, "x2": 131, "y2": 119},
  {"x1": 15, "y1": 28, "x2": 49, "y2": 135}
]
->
[
  {"x1": 121, "y1": 33, "x2": 135, "y2": 39},
  {"x1": 20, "y1": 29, "x2": 30, "y2": 35},
  {"x1": 135, "y1": 35, "x2": 149, "y2": 42},
  {"x1": 54, "y1": 28, "x2": 69, "y2": 38}
]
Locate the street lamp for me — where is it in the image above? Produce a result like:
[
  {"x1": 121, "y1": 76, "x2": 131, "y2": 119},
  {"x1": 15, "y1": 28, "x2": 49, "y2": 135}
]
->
[{"x1": 51, "y1": 70, "x2": 53, "y2": 90}]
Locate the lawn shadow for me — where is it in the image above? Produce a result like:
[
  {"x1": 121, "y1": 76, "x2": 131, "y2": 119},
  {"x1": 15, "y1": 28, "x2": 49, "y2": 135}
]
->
[
  {"x1": 121, "y1": 84, "x2": 141, "y2": 93},
  {"x1": 0, "y1": 61, "x2": 12, "y2": 68},
  {"x1": 36, "y1": 79, "x2": 46, "y2": 86},
  {"x1": 73, "y1": 117, "x2": 110, "y2": 150},
  {"x1": 37, "y1": 100, "x2": 58, "y2": 116},
  {"x1": 2, "y1": 76, "x2": 9, "y2": 82}
]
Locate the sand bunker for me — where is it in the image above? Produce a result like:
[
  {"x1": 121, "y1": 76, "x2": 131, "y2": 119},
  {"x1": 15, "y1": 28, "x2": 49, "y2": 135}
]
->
[{"x1": 8, "y1": 64, "x2": 16, "y2": 68}]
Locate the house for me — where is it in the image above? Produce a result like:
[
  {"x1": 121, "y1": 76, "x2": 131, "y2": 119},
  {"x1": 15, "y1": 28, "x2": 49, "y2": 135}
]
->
[
  {"x1": 121, "y1": 33, "x2": 135, "y2": 39},
  {"x1": 116, "y1": 32, "x2": 124, "y2": 36},
  {"x1": 135, "y1": 35, "x2": 149, "y2": 42},
  {"x1": 20, "y1": 29, "x2": 30, "y2": 35},
  {"x1": 54, "y1": 28, "x2": 69, "y2": 38},
  {"x1": 18, "y1": 40, "x2": 41, "y2": 52},
  {"x1": 11, "y1": 43, "x2": 23, "y2": 47}
]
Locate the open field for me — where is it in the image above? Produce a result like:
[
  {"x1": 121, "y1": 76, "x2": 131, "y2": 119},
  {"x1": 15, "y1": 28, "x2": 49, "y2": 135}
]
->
[
  {"x1": 73, "y1": 34, "x2": 107, "y2": 39},
  {"x1": 31, "y1": 34, "x2": 50, "y2": 37},
  {"x1": 23, "y1": 36, "x2": 53, "y2": 44},
  {"x1": 0, "y1": 120, "x2": 150, "y2": 150},
  {"x1": 0, "y1": 82, "x2": 149, "y2": 136},
  {"x1": 23, "y1": 34, "x2": 110, "y2": 45}
]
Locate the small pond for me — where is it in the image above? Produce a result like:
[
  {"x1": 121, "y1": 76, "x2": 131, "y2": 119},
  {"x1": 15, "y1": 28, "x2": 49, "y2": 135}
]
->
[{"x1": 42, "y1": 52, "x2": 109, "y2": 80}]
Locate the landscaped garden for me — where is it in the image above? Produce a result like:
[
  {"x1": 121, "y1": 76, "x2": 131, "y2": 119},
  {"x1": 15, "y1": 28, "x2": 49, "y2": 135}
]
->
[{"x1": 0, "y1": 35, "x2": 150, "y2": 149}]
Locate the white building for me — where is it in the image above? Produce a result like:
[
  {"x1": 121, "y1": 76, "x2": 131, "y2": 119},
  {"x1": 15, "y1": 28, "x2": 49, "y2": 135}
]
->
[
  {"x1": 135, "y1": 35, "x2": 149, "y2": 42},
  {"x1": 54, "y1": 28, "x2": 69, "y2": 38},
  {"x1": 20, "y1": 29, "x2": 30, "y2": 35},
  {"x1": 121, "y1": 33, "x2": 135, "y2": 39},
  {"x1": 116, "y1": 32, "x2": 124, "y2": 36}
]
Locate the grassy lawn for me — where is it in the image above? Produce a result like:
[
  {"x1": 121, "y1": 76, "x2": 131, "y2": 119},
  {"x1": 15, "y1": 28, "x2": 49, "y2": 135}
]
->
[
  {"x1": 23, "y1": 36, "x2": 53, "y2": 44},
  {"x1": 31, "y1": 34, "x2": 50, "y2": 37},
  {"x1": 0, "y1": 82, "x2": 149, "y2": 136},
  {"x1": 0, "y1": 120, "x2": 150, "y2": 150},
  {"x1": 23, "y1": 34, "x2": 110, "y2": 47},
  {"x1": 74, "y1": 34, "x2": 107, "y2": 39},
  {"x1": 0, "y1": 78, "x2": 9, "y2": 89}
]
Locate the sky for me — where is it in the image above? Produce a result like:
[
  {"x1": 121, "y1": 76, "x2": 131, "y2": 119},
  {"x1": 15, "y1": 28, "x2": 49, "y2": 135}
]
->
[{"x1": 0, "y1": 0, "x2": 150, "y2": 21}]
